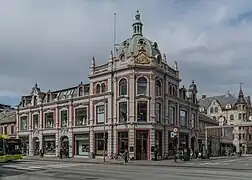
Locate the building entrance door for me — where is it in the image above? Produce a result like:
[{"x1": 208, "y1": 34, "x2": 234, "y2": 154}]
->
[{"x1": 136, "y1": 130, "x2": 148, "y2": 160}]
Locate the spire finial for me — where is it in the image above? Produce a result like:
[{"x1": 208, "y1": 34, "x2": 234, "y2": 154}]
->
[
  {"x1": 240, "y1": 83, "x2": 243, "y2": 90},
  {"x1": 132, "y1": 10, "x2": 143, "y2": 36},
  {"x1": 35, "y1": 83, "x2": 37, "y2": 88},
  {"x1": 91, "y1": 57, "x2": 95, "y2": 67},
  {"x1": 174, "y1": 61, "x2": 178, "y2": 71}
]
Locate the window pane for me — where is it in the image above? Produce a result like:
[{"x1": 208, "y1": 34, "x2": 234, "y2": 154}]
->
[
  {"x1": 137, "y1": 101, "x2": 147, "y2": 122},
  {"x1": 61, "y1": 110, "x2": 68, "y2": 127},
  {"x1": 119, "y1": 102, "x2": 127, "y2": 122},
  {"x1": 96, "y1": 105, "x2": 105, "y2": 124},
  {"x1": 169, "y1": 107, "x2": 175, "y2": 125},
  {"x1": 75, "y1": 108, "x2": 87, "y2": 126}
]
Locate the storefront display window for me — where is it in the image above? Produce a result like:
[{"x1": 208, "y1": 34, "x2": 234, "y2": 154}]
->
[
  {"x1": 118, "y1": 131, "x2": 128, "y2": 154},
  {"x1": 43, "y1": 135, "x2": 56, "y2": 155},
  {"x1": 95, "y1": 132, "x2": 107, "y2": 155},
  {"x1": 75, "y1": 134, "x2": 89, "y2": 156}
]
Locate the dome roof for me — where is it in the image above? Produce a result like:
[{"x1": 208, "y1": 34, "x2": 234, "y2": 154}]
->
[{"x1": 116, "y1": 11, "x2": 162, "y2": 63}]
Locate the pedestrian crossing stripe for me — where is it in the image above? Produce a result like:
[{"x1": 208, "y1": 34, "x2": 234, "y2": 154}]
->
[{"x1": 1, "y1": 163, "x2": 91, "y2": 171}]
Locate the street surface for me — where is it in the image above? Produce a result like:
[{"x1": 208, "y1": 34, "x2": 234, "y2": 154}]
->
[{"x1": 1, "y1": 156, "x2": 252, "y2": 180}]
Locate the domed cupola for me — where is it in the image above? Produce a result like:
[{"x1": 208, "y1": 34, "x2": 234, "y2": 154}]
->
[{"x1": 116, "y1": 10, "x2": 162, "y2": 64}]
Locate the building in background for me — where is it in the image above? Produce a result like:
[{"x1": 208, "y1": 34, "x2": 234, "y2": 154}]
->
[
  {"x1": 17, "y1": 11, "x2": 199, "y2": 160},
  {"x1": 199, "y1": 113, "x2": 220, "y2": 156},
  {"x1": 0, "y1": 110, "x2": 16, "y2": 137},
  {"x1": 199, "y1": 84, "x2": 252, "y2": 154},
  {"x1": 0, "y1": 104, "x2": 14, "y2": 113}
]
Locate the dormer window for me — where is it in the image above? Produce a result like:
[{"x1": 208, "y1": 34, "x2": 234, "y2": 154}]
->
[
  {"x1": 79, "y1": 87, "x2": 83, "y2": 96},
  {"x1": 47, "y1": 94, "x2": 50, "y2": 103},
  {"x1": 138, "y1": 39, "x2": 144, "y2": 45},
  {"x1": 214, "y1": 107, "x2": 218, "y2": 113},
  {"x1": 210, "y1": 107, "x2": 214, "y2": 113},
  {"x1": 33, "y1": 96, "x2": 37, "y2": 106}
]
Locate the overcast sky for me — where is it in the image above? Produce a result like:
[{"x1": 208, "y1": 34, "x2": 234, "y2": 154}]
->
[{"x1": 1, "y1": 0, "x2": 252, "y2": 105}]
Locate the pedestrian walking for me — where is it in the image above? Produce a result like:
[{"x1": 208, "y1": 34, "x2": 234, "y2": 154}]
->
[{"x1": 124, "y1": 149, "x2": 128, "y2": 164}]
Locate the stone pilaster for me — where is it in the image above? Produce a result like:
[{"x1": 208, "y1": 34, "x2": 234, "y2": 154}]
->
[
  {"x1": 129, "y1": 124, "x2": 135, "y2": 159},
  {"x1": 69, "y1": 102, "x2": 73, "y2": 127},
  {"x1": 89, "y1": 127, "x2": 94, "y2": 154},
  {"x1": 68, "y1": 130, "x2": 73, "y2": 157},
  {"x1": 28, "y1": 111, "x2": 32, "y2": 130},
  {"x1": 149, "y1": 74, "x2": 155, "y2": 122},
  {"x1": 107, "y1": 126, "x2": 112, "y2": 158},
  {"x1": 164, "y1": 128, "x2": 169, "y2": 154},
  {"x1": 55, "y1": 132, "x2": 59, "y2": 156},
  {"x1": 28, "y1": 134, "x2": 33, "y2": 156},
  {"x1": 55, "y1": 106, "x2": 59, "y2": 128},
  {"x1": 149, "y1": 128, "x2": 155, "y2": 160},
  {"x1": 129, "y1": 74, "x2": 135, "y2": 123}
]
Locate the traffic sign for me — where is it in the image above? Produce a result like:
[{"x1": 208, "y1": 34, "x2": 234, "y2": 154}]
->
[
  {"x1": 170, "y1": 132, "x2": 177, "y2": 138},
  {"x1": 173, "y1": 128, "x2": 178, "y2": 132}
]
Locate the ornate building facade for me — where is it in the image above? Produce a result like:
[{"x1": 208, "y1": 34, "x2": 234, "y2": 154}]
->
[
  {"x1": 17, "y1": 11, "x2": 199, "y2": 160},
  {"x1": 199, "y1": 84, "x2": 252, "y2": 154}
]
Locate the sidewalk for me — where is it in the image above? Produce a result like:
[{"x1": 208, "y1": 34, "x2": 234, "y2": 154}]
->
[{"x1": 22, "y1": 155, "x2": 229, "y2": 167}]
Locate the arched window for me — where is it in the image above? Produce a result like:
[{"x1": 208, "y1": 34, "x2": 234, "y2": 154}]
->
[
  {"x1": 169, "y1": 85, "x2": 172, "y2": 95},
  {"x1": 101, "y1": 83, "x2": 106, "y2": 93},
  {"x1": 137, "y1": 77, "x2": 147, "y2": 95},
  {"x1": 210, "y1": 107, "x2": 214, "y2": 113},
  {"x1": 119, "y1": 78, "x2": 127, "y2": 96},
  {"x1": 214, "y1": 107, "x2": 218, "y2": 113},
  {"x1": 173, "y1": 86, "x2": 177, "y2": 96},
  {"x1": 155, "y1": 80, "x2": 161, "y2": 97},
  {"x1": 96, "y1": 84, "x2": 101, "y2": 94},
  {"x1": 230, "y1": 114, "x2": 234, "y2": 120}
]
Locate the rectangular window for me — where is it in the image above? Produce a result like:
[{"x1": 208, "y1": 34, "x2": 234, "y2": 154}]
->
[
  {"x1": 33, "y1": 114, "x2": 39, "y2": 129},
  {"x1": 191, "y1": 113, "x2": 196, "y2": 128},
  {"x1": 95, "y1": 132, "x2": 108, "y2": 155},
  {"x1": 156, "y1": 103, "x2": 161, "y2": 123},
  {"x1": 137, "y1": 101, "x2": 147, "y2": 122},
  {"x1": 119, "y1": 102, "x2": 127, "y2": 123},
  {"x1": 45, "y1": 112, "x2": 54, "y2": 128},
  {"x1": 75, "y1": 107, "x2": 88, "y2": 126},
  {"x1": 4, "y1": 126, "x2": 7, "y2": 134},
  {"x1": 60, "y1": 110, "x2": 68, "y2": 127},
  {"x1": 11, "y1": 125, "x2": 14, "y2": 135},
  {"x1": 169, "y1": 106, "x2": 175, "y2": 125},
  {"x1": 180, "y1": 110, "x2": 187, "y2": 127},
  {"x1": 96, "y1": 105, "x2": 105, "y2": 124},
  {"x1": 20, "y1": 116, "x2": 28, "y2": 130},
  {"x1": 118, "y1": 131, "x2": 128, "y2": 154},
  {"x1": 238, "y1": 113, "x2": 242, "y2": 120}
]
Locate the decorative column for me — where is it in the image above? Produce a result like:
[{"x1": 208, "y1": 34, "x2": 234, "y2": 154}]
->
[
  {"x1": 69, "y1": 101, "x2": 73, "y2": 127},
  {"x1": 28, "y1": 134, "x2": 33, "y2": 156},
  {"x1": 176, "y1": 103, "x2": 180, "y2": 148},
  {"x1": 89, "y1": 127, "x2": 94, "y2": 155},
  {"x1": 164, "y1": 128, "x2": 169, "y2": 154},
  {"x1": 39, "y1": 107, "x2": 43, "y2": 150},
  {"x1": 149, "y1": 74, "x2": 155, "y2": 123},
  {"x1": 129, "y1": 124, "x2": 135, "y2": 159}
]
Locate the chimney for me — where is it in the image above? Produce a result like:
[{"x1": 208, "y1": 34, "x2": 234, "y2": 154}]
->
[{"x1": 202, "y1": 95, "x2": 206, "y2": 99}]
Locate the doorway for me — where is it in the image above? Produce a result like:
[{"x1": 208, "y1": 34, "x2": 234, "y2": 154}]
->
[
  {"x1": 136, "y1": 130, "x2": 148, "y2": 160},
  {"x1": 32, "y1": 137, "x2": 40, "y2": 156}
]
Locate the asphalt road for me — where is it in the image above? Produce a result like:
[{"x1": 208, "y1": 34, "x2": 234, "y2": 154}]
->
[{"x1": 1, "y1": 157, "x2": 252, "y2": 180}]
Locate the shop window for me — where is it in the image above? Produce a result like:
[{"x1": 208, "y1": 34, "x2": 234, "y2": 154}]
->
[
  {"x1": 155, "y1": 103, "x2": 161, "y2": 123},
  {"x1": 169, "y1": 106, "x2": 175, "y2": 125},
  {"x1": 96, "y1": 105, "x2": 105, "y2": 124},
  {"x1": 118, "y1": 132, "x2": 128, "y2": 154},
  {"x1": 75, "y1": 107, "x2": 87, "y2": 126},
  {"x1": 60, "y1": 110, "x2": 68, "y2": 127},
  {"x1": 45, "y1": 112, "x2": 54, "y2": 128},
  {"x1": 137, "y1": 101, "x2": 147, "y2": 122},
  {"x1": 155, "y1": 80, "x2": 161, "y2": 97},
  {"x1": 43, "y1": 136, "x2": 56, "y2": 155},
  {"x1": 75, "y1": 134, "x2": 89, "y2": 156},
  {"x1": 119, "y1": 78, "x2": 127, "y2": 96},
  {"x1": 137, "y1": 77, "x2": 147, "y2": 95},
  {"x1": 95, "y1": 132, "x2": 108, "y2": 156},
  {"x1": 180, "y1": 110, "x2": 187, "y2": 127},
  {"x1": 33, "y1": 114, "x2": 39, "y2": 129},
  {"x1": 20, "y1": 116, "x2": 28, "y2": 130},
  {"x1": 119, "y1": 102, "x2": 127, "y2": 123}
]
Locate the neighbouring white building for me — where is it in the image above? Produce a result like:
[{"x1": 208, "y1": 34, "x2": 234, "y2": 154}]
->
[
  {"x1": 17, "y1": 11, "x2": 200, "y2": 160},
  {"x1": 199, "y1": 84, "x2": 252, "y2": 154}
]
